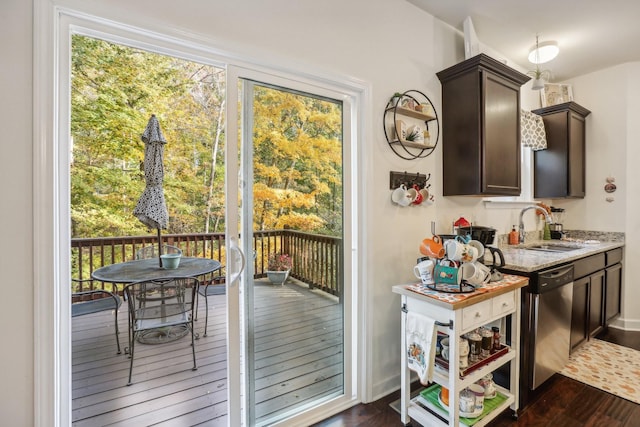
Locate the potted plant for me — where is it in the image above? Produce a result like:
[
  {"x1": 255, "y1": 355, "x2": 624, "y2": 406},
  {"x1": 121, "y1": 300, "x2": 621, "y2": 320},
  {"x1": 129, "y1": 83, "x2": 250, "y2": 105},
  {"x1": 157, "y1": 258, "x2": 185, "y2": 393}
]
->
[
  {"x1": 527, "y1": 67, "x2": 552, "y2": 90},
  {"x1": 390, "y1": 92, "x2": 404, "y2": 107},
  {"x1": 266, "y1": 253, "x2": 292, "y2": 285}
]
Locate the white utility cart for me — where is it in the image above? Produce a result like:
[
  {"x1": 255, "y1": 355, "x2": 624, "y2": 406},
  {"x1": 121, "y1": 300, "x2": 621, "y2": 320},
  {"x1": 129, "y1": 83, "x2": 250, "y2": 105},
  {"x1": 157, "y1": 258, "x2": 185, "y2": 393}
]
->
[{"x1": 393, "y1": 275, "x2": 527, "y2": 426}]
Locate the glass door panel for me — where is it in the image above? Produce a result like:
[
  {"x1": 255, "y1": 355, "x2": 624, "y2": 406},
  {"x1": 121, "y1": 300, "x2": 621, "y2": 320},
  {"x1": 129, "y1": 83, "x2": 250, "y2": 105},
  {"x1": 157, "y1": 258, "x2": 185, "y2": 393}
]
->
[{"x1": 239, "y1": 78, "x2": 345, "y2": 426}]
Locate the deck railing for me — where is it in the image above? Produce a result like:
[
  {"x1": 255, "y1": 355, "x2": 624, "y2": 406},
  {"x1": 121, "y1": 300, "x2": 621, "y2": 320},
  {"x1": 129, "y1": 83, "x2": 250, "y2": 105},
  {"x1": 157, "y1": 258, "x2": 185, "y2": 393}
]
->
[{"x1": 71, "y1": 229, "x2": 342, "y2": 297}]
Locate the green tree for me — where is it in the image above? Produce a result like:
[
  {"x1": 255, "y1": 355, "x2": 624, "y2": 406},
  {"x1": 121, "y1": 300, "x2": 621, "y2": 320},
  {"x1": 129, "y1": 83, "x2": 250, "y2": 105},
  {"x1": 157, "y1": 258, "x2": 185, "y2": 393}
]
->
[
  {"x1": 71, "y1": 36, "x2": 342, "y2": 241},
  {"x1": 71, "y1": 35, "x2": 225, "y2": 237},
  {"x1": 252, "y1": 86, "x2": 343, "y2": 235}
]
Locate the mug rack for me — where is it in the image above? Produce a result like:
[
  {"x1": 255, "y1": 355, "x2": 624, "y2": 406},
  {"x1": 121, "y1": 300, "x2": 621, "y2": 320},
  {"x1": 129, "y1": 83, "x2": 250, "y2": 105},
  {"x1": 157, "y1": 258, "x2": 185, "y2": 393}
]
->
[{"x1": 389, "y1": 171, "x2": 431, "y2": 190}]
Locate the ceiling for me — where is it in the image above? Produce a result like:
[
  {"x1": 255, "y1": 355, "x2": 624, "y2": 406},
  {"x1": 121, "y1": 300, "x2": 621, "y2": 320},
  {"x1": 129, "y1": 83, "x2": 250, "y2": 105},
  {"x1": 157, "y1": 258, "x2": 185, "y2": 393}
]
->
[{"x1": 408, "y1": 0, "x2": 640, "y2": 82}]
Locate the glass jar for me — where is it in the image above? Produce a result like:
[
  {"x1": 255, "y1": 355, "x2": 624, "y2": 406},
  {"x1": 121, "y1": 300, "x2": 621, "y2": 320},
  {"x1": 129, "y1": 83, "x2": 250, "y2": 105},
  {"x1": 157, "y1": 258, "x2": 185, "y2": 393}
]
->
[{"x1": 491, "y1": 326, "x2": 501, "y2": 353}]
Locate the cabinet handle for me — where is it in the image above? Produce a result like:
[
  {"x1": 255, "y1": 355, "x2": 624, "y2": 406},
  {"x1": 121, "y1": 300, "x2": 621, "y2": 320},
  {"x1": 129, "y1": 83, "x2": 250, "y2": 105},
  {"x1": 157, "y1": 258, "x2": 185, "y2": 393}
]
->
[
  {"x1": 475, "y1": 312, "x2": 481, "y2": 317},
  {"x1": 502, "y1": 302, "x2": 508, "y2": 307}
]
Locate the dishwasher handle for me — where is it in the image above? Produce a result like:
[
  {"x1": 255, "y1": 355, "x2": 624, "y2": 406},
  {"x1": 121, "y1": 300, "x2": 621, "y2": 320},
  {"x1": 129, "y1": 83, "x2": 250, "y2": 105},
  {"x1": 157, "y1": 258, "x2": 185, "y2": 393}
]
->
[
  {"x1": 535, "y1": 264, "x2": 574, "y2": 293},
  {"x1": 539, "y1": 265, "x2": 573, "y2": 279}
]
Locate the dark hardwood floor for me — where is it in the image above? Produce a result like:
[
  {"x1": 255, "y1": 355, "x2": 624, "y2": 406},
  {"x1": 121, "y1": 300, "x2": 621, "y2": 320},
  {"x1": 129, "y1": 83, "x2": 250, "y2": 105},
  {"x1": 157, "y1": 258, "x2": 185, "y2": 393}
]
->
[{"x1": 313, "y1": 328, "x2": 640, "y2": 427}]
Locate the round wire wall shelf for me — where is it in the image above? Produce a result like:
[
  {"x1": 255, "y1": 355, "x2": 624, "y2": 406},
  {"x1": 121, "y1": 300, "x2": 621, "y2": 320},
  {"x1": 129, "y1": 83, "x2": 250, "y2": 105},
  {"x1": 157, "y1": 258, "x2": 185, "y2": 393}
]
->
[{"x1": 384, "y1": 89, "x2": 440, "y2": 160}]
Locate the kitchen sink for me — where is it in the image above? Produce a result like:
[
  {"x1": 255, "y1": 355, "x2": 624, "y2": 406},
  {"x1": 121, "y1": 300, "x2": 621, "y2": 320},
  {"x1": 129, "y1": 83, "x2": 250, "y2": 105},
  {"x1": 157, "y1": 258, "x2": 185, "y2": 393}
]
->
[{"x1": 523, "y1": 244, "x2": 583, "y2": 253}]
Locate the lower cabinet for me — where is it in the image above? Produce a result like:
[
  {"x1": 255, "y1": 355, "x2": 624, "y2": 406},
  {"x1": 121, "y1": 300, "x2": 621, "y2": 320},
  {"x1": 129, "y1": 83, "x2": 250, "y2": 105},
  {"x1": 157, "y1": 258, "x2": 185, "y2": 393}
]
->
[
  {"x1": 588, "y1": 270, "x2": 605, "y2": 338},
  {"x1": 570, "y1": 248, "x2": 623, "y2": 353},
  {"x1": 605, "y1": 263, "x2": 622, "y2": 322},
  {"x1": 570, "y1": 277, "x2": 588, "y2": 351}
]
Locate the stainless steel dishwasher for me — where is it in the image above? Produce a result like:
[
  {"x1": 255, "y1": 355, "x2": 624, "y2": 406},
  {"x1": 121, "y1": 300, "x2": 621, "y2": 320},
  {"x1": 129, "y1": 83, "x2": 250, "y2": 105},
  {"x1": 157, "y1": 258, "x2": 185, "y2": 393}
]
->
[{"x1": 529, "y1": 264, "x2": 574, "y2": 389}]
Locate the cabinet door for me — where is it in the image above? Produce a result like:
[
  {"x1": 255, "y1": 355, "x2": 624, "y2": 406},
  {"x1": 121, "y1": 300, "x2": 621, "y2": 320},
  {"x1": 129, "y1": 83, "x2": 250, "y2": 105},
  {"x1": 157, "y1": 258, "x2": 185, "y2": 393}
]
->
[
  {"x1": 534, "y1": 111, "x2": 568, "y2": 198},
  {"x1": 588, "y1": 271, "x2": 605, "y2": 337},
  {"x1": 568, "y1": 111, "x2": 586, "y2": 197},
  {"x1": 482, "y1": 71, "x2": 521, "y2": 195},
  {"x1": 570, "y1": 276, "x2": 589, "y2": 351},
  {"x1": 533, "y1": 102, "x2": 590, "y2": 199},
  {"x1": 605, "y1": 263, "x2": 622, "y2": 322}
]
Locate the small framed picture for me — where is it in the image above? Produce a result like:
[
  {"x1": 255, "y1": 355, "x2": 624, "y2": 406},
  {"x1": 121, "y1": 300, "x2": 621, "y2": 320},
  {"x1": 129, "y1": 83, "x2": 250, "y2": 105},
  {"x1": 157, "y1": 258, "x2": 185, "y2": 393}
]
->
[{"x1": 541, "y1": 84, "x2": 573, "y2": 107}]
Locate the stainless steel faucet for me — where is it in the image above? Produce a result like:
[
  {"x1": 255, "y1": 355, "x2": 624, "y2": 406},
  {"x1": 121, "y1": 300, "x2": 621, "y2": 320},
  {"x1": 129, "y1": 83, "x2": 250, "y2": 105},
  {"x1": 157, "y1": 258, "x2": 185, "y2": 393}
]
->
[{"x1": 519, "y1": 205, "x2": 553, "y2": 244}]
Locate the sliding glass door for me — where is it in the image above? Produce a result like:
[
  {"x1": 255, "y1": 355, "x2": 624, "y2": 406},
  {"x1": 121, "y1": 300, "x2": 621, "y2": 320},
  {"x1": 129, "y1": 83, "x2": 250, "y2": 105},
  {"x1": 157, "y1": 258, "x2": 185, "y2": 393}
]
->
[{"x1": 228, "y1": 70, "x2": 351, "y2": 425}]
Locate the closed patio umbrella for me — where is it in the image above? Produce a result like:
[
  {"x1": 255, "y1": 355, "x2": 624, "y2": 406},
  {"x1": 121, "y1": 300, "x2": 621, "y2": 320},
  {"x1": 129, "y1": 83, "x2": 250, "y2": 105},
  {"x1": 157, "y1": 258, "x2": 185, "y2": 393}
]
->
[{"x1": 134, "y1": 114, "x2": 169, "y2": 267}]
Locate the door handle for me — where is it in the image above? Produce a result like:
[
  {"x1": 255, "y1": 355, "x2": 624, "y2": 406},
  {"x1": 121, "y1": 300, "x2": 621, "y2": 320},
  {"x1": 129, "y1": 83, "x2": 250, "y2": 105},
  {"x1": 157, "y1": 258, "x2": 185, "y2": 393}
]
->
[{"x1": 228, "y1": 238, "x2": 246, "y2": 287}]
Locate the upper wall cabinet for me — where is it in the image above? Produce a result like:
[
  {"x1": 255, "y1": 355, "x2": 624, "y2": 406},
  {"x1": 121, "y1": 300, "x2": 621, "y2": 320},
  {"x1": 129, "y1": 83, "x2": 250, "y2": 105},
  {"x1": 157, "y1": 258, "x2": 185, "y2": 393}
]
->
[
  {"x1": 533, "y1": 102, "x2": 591, "y2": 198},
  {"x1": 437, "y1": 54, "x2": 530, "y2": 196}
]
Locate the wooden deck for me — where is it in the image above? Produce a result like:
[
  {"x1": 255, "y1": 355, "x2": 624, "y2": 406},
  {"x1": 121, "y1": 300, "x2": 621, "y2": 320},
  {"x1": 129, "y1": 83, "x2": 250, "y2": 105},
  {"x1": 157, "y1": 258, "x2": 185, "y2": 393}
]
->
[{"x1": 72, "y1": 278, "x2": 343, "y2": 426}]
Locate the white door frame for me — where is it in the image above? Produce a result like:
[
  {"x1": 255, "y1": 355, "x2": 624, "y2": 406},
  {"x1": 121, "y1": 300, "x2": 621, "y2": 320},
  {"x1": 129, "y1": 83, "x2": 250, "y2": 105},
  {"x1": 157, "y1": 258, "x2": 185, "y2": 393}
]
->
[{"x1": 33, "y1": 2, "x2": 370, "y2": 425}]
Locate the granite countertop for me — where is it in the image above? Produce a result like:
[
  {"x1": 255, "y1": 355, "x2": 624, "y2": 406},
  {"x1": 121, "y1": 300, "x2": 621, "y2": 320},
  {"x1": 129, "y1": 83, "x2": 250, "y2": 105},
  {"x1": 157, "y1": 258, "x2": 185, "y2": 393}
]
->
[{"x1": 499, "y1": 240, "x2": 624, "y2": 273}]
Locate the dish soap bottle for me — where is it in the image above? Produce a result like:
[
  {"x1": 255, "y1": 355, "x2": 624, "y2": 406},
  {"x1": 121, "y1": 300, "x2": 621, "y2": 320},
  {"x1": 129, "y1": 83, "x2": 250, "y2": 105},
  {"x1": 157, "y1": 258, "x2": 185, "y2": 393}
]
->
[
  {"x1": 543, "y1": 222, "x2": 551, "y2": 240},
  {"x1": 509, "y1": 226, "x2": 519, "y2": 245}
]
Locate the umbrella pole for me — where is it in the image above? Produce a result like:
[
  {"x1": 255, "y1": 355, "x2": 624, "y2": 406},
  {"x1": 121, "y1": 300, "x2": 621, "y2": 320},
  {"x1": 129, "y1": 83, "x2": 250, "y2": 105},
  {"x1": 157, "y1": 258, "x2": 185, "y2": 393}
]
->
[{"x1": 157, "y1": 228, "x2": 163, "y2": 268}]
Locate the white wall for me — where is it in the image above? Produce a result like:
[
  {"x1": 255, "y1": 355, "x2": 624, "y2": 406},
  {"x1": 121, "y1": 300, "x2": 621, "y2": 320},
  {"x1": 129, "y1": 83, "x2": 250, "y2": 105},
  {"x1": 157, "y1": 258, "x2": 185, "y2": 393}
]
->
[
  {"x1": 623, "y1": 63, "x2": 640, "y2": 330},
  {"x1": 0, "y1": 0, "x2": 34, "y2": 424},
  {"x1": 552, "y1": 63, "x2": 639, "y2": 330},
  {"x1": 4, "y1": 1, "x2": 638, "y2": 425},
  {"x1": 551, "y1": 66, "x2": 628, "y2": 231}
]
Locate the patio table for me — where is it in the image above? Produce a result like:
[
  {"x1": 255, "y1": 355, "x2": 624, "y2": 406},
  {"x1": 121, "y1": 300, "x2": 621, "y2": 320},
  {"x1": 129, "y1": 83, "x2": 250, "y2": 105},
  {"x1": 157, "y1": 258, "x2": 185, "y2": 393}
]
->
[
  {"x1": 91, "y1": 257, "x2": 221, "y2": 283},
  {"x1": 91, "y1": 257, "x2": 222, "y2": 344}
]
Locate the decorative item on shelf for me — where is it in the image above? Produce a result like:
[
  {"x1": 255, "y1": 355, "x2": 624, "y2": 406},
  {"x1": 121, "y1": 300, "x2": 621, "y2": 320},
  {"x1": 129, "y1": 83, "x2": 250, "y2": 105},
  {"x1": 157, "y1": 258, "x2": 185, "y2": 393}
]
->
[
  {"x1": 402, "y1": 97, "x2": 418, "y2": 110},
  {"x1": 394, "y1": 119, "x2": 407, "y2": 142},
  {"x1": 405, "y1": 124, "x2": 424, "y2": 143},
  {"x1": 266, "y1": 253, "x2": 292, "y2": 285},
  {"x1": 384, "y1": 89, "x2": 439, "y2": 160},
  {"x1": 541, "y1": 83, "x2": 573, "y2": 107},
  {"x1": 390, "y1": 92, "x2": 404, "y2": 107}
]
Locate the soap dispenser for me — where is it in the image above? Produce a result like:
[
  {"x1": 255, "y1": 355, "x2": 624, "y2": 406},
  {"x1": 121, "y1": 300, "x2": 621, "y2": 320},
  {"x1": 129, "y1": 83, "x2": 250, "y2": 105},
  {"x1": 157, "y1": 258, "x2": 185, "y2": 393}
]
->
[{"x1": 509, "y1": 225, "x2": 519, "y2": 245}]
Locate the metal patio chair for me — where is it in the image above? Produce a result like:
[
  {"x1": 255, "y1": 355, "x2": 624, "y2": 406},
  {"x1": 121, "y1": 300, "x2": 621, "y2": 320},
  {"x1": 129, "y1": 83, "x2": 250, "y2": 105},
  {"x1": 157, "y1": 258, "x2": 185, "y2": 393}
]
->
[
  {"x1": 71, "y1": 279, "x2": 122, "y2": 354},
  {"x1": 123, "y1": 277, "x2": 198, "y2": 385}
]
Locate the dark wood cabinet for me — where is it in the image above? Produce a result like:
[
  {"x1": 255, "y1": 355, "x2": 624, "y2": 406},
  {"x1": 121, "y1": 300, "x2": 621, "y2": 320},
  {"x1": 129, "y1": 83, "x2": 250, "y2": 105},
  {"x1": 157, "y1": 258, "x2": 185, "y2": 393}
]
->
[
  {"x1": 588, "y1": 270, "x2": 605, "y2": 338},
  {"x1": 605, "y1": 248, "x2": 623, "y2": 323},
  {"x1": 570, "y1": 248, "x2": 623, "y2": 352},
  {"x1": 571, "y1": 276, "x2": 589, "y2": 351},
  {"x1": 570, "y1": 270, "x2": 604, "y2": 352},
  {"x1": 437, "y1": 54, "x2": 530, "y2": 196},
  {"x1": 533, "y1": 102, "x2": 591, "y2": 198}
]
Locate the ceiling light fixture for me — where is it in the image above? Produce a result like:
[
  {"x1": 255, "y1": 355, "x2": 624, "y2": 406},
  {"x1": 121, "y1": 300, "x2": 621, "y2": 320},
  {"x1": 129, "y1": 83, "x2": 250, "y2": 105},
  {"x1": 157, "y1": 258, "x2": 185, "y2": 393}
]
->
[
  {"x1": 528, "y1": 35, "x2": 559, "y2": 64},
  {"x1": 527, "y1": 35, "x2": 555, "y2": 90}
]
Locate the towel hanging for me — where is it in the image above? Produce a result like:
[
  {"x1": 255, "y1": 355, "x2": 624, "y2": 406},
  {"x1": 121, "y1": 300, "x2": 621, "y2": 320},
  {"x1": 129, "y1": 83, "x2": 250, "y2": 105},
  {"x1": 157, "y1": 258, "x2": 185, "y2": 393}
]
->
[{"x1": 405, "y1": 311, "x2": 438, "y2": 384}]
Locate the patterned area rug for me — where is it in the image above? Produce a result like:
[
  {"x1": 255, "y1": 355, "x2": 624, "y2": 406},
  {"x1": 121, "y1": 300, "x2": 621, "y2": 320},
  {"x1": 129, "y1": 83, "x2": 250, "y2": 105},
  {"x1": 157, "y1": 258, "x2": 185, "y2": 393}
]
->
[{"x1": 560, "y1": 338, "x2": 640, "y2": 404}]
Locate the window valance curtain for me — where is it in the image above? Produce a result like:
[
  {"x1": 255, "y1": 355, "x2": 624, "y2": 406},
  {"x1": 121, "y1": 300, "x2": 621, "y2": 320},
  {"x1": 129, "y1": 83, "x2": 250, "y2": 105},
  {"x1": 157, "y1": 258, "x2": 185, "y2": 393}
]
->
[{"x1": 521, "y1": 109, "x2": 547, "y2": 151}]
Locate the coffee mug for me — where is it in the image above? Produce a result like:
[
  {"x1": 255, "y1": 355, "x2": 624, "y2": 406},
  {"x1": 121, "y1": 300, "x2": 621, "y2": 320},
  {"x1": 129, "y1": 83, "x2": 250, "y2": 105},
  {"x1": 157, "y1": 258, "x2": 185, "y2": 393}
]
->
[
  {"x1": 434, "y1": 260, "x2": 461, "y2": 285},
  {"x1": 467, "y1": 239, "x2": 485, "y2": 259},
  {"x1": 445, "y1": 240, "x2": 478, "y2": 263},
  {"x1": 413, "y1": 259, "x2": 434, "y2": 285},
  {"x1": 468, "y1": 383, "x2": 485, "y2": 412},
  {"x1": 441, "y1": 386, "x2": 450, "y2": 407},
  {"x1": 440, "y1": 337, "x2": 450, "y2": 360},
  {"x1": 460, "y1": 389, "x2": 475, "y2": 413},
  {"x1": 461, "y1": 262, "x2": 491, "y2": 286},
  {"x1": 458, "y1": 337, "x2": 470, "y2": 369},
  {"x1": 411, "y1": 184, "x2": 424, "y2": 205},
  {"x1": 420, "y1": 236, "x2": 445, "y2": 258},
  {"x1": 406, "y1": 186, "x2": 419, "y2": 204},
  {"x1": 418, "y1": 188, "x2": 429, "y2": 204},
  {"x1": 456, "y1": 234, "x2": 471, "y2": 244},
  {"x1": 391, "y1": 184, "x2": 411, "y2": 207}
]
